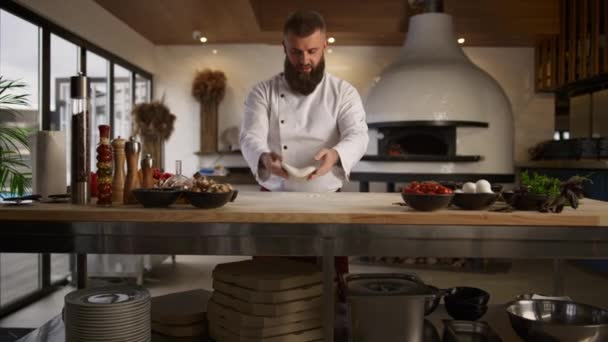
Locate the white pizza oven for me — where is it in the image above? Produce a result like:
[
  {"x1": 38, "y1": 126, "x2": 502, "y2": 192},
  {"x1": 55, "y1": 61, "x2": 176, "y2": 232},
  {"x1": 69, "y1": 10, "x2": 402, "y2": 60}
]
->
[{"x1": 354, "y1": 8, "x2": 514, "y2": 180}]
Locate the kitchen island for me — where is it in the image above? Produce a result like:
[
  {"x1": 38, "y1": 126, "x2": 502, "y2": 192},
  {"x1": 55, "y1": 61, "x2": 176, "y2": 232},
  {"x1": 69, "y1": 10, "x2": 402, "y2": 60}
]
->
[{"x1": 2, "y1": 191, "x2": 608, "y2": 342}]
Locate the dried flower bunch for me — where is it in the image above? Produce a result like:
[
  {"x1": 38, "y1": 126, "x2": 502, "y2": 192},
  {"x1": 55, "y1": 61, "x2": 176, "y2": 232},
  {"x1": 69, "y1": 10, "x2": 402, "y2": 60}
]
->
[
  {"x1": 192, "y1": 69, "x2": 227, "y2": 105},
  {"x1": 132, "y1": 100, "x2": 176, "y2": 140}
]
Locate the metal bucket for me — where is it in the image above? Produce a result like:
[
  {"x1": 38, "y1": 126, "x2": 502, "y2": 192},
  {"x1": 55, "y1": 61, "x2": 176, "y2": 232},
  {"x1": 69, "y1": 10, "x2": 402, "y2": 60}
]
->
[{"x1": 346, "y1": 273, "x2": 435, "y2": 342}]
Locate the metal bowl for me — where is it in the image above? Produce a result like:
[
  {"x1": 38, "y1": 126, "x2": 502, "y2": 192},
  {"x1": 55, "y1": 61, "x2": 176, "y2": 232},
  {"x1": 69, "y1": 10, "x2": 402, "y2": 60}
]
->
[{"x1": 506, "y1": 299, "x2": 608, "y2": 341}]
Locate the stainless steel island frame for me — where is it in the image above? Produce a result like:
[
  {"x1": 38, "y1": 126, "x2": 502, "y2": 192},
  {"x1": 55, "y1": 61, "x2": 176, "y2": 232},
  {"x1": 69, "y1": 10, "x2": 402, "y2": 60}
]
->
[{"x1": 3, "y1": 192, "x2": 608, "y2": 341}]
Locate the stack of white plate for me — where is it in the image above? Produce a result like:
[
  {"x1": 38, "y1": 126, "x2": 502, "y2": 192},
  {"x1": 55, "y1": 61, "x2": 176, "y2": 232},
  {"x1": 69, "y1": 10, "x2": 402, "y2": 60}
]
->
[{"x1": 64, "y1": 286, "x2": 151, "y2": 342}]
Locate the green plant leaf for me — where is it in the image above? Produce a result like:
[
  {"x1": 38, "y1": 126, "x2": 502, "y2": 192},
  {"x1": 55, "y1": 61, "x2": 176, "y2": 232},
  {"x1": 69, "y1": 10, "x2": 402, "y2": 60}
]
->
[{"x1": 0, "y1": 76, "x2": 32, "y2": 196}]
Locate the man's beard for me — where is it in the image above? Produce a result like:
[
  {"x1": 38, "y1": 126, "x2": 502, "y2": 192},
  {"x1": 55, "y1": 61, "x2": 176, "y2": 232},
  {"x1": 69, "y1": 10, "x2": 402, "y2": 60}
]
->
[{"x1": 284, "y1": 57, "x2": 325, "y2": 95}]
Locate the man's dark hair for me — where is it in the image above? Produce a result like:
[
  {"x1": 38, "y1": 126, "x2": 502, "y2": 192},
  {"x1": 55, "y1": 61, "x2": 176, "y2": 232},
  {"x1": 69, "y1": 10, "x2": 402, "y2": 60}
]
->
[{"x1": 283, "y1": 10, "x2": 326, "y2": 37}]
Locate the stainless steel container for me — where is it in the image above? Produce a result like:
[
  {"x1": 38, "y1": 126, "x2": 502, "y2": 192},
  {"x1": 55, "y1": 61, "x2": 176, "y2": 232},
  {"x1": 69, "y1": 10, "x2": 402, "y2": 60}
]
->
[
  {"x1": 506, "y1": 298, "x2": 608, "y2": 341},
  {"x1": 346, "y1": 273, "x2": 435, "y2": 342},
  {"x1": 70, "y1": 73, "x2": 90, "y2": 205}
]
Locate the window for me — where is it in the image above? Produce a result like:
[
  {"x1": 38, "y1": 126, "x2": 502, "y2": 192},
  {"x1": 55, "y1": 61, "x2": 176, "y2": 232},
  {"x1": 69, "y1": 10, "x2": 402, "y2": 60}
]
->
[
  {"x1": 0, "y1": 9, "x2": 41, "y2": 307},
  {"x1": 113, "y1": 64, "x2": 132, "y2": 139},
  {"x1": 49, "y1": 34, "x2": 79, "y2": 184},
  {"x1": 87, "y1": 51, "x2": 110, "y2": 171},
  {"x1": 0, "y1": 1, "x2": 153, "y2": 317},
  {"x1": 135, "y1": 73, "x2": 151, "y2": 104},
  {"x1": 0, "y1": 10, "x2": 39, "y2": 120}
]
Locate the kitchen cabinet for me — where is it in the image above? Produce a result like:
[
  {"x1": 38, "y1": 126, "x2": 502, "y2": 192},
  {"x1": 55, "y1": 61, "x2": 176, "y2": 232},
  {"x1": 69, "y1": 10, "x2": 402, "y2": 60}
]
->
[{"x1": 535, "y1": 0, "x2": 608, "y2": 92}]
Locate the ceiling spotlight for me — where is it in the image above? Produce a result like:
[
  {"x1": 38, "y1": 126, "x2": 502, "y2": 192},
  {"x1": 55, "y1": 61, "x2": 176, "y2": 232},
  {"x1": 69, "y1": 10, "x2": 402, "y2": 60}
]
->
[
  {"x1": 327, "y1": 37, "x2": 336, "y2": 44},
  {"x1": 457, "y1": 37, "x2": 465, "y2": 44},
  {"x1": 212, "y1": 49, "x2": 218, "y2": 54},
  {"x1": 192, "y1": 30, "x2": 208, "y2": 44},
  {"x1": 327, "y1": 48, "x2": 333, "y2": 54}
]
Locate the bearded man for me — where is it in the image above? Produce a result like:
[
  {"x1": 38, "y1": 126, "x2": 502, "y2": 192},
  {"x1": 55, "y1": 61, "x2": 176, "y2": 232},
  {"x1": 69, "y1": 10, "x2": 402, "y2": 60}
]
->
[{"x1": 239, "y1": 10, "x2": 369, "y2": 290}]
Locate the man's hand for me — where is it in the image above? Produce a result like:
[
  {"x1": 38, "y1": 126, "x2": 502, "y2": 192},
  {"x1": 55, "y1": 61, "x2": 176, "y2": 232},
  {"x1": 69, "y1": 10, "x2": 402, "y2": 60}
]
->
[
  {"x1": 309, "y1": 148, "x2": 339, "y2": 180},
  {"x1": 260, "y1": 152, "x2": 288, "y2": 178}
]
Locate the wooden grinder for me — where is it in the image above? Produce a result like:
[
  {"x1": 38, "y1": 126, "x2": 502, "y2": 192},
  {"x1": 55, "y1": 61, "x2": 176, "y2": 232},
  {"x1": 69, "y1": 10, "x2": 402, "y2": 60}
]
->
[
  {"x1": 111, "y1": 137, "x2": 126, "y2": 204},
  {"x1": 123, "y1": 136, "x2": 141, "y2": 204}
]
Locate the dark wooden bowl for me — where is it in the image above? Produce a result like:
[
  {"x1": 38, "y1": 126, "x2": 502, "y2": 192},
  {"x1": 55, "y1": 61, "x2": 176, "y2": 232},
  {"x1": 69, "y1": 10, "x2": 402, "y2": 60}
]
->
[
  {"x1": 401, "y1": 193, "x2": 454, "y2": 212},
  {"x1": 512, "y1": 193, "x2": 549, "y2": 211},
  {"x1": 453, "y1": 193, "x2": 499, "y2": 210},
  {"x1": 131, "y1": 188, "x2": 181, "y2": 208},
  {"x1": 184, "y1": 190, "x2": 238, "y2": 209}
]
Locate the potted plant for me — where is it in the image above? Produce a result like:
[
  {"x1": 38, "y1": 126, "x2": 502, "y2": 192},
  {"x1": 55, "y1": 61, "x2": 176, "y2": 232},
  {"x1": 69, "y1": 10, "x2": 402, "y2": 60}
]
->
[
  {"x1": 509, "y1": 171, "x2": 589, "y2": 212},
  {"x1": 0, "y1": 76, "x2": 31, "y2": 197}
]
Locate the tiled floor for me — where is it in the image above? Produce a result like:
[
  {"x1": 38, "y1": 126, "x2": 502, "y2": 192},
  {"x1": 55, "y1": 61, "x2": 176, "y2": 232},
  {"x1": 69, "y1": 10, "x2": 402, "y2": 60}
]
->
[{"x1": 1, "y1": 256, "x2": 608, "y2": 331}]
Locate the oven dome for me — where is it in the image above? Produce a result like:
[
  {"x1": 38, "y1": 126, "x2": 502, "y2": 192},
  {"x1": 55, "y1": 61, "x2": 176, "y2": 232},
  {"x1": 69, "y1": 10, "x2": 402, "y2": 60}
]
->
[{"x1": 365, "y1": 13, "x2": 512, "y2": 125}]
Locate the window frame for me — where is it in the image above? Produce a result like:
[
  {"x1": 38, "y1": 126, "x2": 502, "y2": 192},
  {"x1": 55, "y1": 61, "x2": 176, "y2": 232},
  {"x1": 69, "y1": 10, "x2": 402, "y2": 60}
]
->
[
  {"x1": 0, "y1": 0, "x2": 154, "y2": 318},
  {"x1": 1, "y1": 0, "x2": 153, "y2": 134}
]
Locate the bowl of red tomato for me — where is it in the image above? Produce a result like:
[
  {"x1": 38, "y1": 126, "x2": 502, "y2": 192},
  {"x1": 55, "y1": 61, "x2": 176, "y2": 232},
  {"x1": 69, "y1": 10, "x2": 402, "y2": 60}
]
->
[{"x1": 401, "y1": 182, "x2": 454, "y2": 211}]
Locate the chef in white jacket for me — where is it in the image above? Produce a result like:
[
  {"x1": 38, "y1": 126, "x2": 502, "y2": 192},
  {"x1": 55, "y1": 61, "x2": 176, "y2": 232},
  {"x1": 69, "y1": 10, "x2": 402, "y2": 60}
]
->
[{"x1": 240, "y1": 10, "x2": 369, "y2": 193}]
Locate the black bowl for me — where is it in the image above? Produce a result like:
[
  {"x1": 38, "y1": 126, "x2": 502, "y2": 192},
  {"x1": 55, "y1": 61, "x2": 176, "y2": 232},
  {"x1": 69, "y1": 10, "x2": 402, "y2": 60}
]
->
[
  {"x1": 184, "y1": 190, "x2": 238, "y2": 209},
  {"x1": 512, "y1": 193, "x2": 549, "y2": 211},
  {"x1": 131, "y1": 188, "x2": 181, "y2": 208},
  {"x1": 401, "y1": 193, "x2": 454, "y2": 212},
  {"x1": 444, "y1": 287, "x2": 490, "y2": 306},
  {"x1": 453, "y1": 193, "x2": 499, "y2": 210},
  {"x1": 445, "y1": 302, "x2": 488, "y2": 321}
]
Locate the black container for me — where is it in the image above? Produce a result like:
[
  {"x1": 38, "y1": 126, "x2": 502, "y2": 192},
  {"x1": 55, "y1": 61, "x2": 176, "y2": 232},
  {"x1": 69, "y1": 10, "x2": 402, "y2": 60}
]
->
[
  {"x1": 443, "y1": 320, "x2": 502, "y2": 342},
  {"x1": 184, "y1": 190, "x2": 238, "y2": 209},
  {"x1": 453, "y1": 193, "x2": 499, "y2": 210},
  {"x1": 401, "y1": 193, "x2": 454, "y2": 212},
  {"x1": 131, "y1": 188, "x2": 181, "y2": 208}
]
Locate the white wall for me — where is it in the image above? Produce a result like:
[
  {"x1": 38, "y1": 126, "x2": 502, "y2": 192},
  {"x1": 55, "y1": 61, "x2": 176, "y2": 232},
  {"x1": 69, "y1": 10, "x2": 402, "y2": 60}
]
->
[
  {"x1": 155, "y1": 45, "x2": 555, "y2": 175},
  {"x1": 15, "y1": 0, "x2": 156, "y2": 74}
]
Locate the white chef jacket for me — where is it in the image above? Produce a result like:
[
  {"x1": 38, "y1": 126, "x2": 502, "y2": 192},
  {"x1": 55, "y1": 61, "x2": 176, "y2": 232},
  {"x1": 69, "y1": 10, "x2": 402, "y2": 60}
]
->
[{"x1": 240, "y1": 72, "x2": 369, "y2": 192}]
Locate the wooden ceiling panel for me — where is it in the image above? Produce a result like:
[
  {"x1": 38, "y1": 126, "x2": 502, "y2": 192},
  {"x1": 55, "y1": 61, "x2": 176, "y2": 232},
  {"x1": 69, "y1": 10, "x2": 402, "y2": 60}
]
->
[
  {"x1": 250, "y1": 0, "x2": 408, "y2": 33},
  {"x1": 94, "y1": 0, "x2": 560, "y2": 46}
]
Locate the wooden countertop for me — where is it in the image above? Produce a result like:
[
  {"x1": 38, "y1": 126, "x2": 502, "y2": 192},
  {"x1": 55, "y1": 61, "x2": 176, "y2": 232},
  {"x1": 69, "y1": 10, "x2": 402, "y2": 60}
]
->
[{"x1": 0, "y1": 192, "x2": 607, "y2": 226}]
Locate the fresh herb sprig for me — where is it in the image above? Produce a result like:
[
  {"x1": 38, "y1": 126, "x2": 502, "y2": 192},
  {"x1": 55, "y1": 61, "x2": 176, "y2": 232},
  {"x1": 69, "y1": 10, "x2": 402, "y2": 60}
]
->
[{"x1": 519, "y1": 171, "x2": 561, "y2": 197}]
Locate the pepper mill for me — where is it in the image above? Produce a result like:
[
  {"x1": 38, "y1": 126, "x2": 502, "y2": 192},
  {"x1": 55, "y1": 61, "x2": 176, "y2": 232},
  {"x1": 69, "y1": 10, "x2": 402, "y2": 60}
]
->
[
  {"x1": 141, "y1": 154, "x2": 155, "y2": 188},
  {"x1": 111, "y1": 137, "x2": 126, "y2": 204},
  {"x1": 70, "y1": 72, "x2": 90, "y2": 205},
  {"x1": 123, "y1": 136, "x2": 141, "y2": 204}
]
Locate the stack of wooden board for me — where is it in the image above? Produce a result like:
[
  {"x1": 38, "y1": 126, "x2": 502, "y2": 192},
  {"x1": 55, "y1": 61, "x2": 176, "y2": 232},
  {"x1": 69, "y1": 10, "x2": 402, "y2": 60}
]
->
[
  {"x1": 208, "y1": 259, "x2": 324, "y2": 342},
  {"x1": 151, "y1": 289, "x2": 212, "y2": 337}
]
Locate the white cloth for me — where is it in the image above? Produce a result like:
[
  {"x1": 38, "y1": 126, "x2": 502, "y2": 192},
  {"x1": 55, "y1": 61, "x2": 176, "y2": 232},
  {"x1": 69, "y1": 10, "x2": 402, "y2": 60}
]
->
[{"x1": 240, "y1": 72, "x2": 369, "y2": 192}]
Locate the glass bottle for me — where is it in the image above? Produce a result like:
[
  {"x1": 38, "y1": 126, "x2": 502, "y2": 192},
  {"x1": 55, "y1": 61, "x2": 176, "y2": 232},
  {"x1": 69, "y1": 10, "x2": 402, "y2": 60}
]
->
[{"x1": 162, "y1": 160, "x2": 191, "y2": 190}]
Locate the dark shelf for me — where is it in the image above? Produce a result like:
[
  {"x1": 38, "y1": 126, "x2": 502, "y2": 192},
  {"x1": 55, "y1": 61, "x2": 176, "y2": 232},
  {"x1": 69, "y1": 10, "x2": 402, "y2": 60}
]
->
[
  {"x1": 194, "y1": 150, "x2": 243, "y2": 156},
  {"x1": 368, "y1": 120, "x2": 489, "y2": 129},
  {"x1": 361, "y1": 155, "x2": 483, "y2": 162}
]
